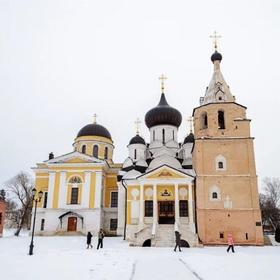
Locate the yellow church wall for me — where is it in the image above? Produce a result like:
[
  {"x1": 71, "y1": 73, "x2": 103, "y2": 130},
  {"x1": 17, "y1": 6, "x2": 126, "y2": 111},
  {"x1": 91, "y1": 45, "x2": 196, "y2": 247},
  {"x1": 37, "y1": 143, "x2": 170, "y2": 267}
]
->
[
  {"x1": 127, "y1": 201, "x2": 131, "y2": 225},
  {"x1": 89, "y1": 172, "x2": 96, "y2": 208},
  {"x1": 157, "y1": 185, "x2": 175, "y2": 201},
  {"x1": 127, "y1": 185, "x2": 140, "y2": 201},
  {"x1": 35, "y1": 176, "x2": 49, "y2": 208},
  {"x1": 144, "y1": 185, "x2": 153, "y2": 200},
  {"x1": 104, "y1": 175, "x2": 118, "y2": 208},
  {"x1": 52, "y1": 173, "x2": 60, "y2": 209}
]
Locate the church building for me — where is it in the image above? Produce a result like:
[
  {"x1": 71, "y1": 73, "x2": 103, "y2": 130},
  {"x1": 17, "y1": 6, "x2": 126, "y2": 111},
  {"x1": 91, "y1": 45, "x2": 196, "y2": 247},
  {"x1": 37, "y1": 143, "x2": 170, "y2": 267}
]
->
[{"x1": 32, "y1": 42, "x2": 264, "y2": 246}]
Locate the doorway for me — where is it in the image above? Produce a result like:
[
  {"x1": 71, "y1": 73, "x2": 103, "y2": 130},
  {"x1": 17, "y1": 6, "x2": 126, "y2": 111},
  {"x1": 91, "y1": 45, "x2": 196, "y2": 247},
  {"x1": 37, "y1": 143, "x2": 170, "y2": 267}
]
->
[
  {"x1": 158, "y1": 201, "x2": 175, "y2": 224},
  {"x1": 67, "y1": 217, "x2": 77, "y2": 231}
]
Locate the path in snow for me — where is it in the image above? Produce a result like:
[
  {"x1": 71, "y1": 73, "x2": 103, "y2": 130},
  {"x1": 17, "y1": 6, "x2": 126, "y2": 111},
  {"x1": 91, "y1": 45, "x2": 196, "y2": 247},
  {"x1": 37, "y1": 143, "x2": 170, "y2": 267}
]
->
[{"x1": 132, "y1": 255, "x2": 200, "y2": 280}]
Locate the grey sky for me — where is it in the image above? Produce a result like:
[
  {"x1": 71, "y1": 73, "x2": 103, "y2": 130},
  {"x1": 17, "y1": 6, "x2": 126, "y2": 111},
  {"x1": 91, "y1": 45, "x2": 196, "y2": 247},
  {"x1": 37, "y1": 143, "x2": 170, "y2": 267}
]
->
[{"x1": 0, "y1": 0, "x2": 279, "y2": 187}]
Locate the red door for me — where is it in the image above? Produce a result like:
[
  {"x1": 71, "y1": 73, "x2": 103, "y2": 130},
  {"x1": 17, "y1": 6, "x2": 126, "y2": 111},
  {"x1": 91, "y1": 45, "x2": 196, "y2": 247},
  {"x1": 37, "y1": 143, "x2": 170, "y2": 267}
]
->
[{"x1": 67, "y1": 217, "x2": 77, "y2": 231}]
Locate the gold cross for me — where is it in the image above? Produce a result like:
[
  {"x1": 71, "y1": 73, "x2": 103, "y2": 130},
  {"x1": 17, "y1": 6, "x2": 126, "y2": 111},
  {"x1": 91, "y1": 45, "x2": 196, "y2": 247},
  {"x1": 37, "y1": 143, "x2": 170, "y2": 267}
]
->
[
  {"x1": 188, "y1": 116, "x2": 193, "y2": 133},
  {"x1": 93, "y1": 113, "x2": 97, "y2": 124},
  {"x1": 159, "y1": 74, "x2": 167, "y2": 94},
  {"x1": 210, "y1": 31, "x2": 221, "y2": 51},
  {"x1": 135, "y1": 118, "x2": 141, "y2": 135}
]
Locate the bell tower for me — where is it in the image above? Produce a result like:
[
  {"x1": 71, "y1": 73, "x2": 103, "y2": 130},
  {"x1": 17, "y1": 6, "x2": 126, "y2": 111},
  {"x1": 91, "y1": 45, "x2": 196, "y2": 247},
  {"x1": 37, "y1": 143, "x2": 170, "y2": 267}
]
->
[{"x1": 192, "y1": 34, "x2": 263, "y2": 245}]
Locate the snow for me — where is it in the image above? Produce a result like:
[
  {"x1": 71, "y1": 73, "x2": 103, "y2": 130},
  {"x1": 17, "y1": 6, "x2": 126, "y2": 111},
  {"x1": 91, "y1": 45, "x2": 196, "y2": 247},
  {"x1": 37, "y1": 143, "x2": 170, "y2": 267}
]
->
[{"x1": 0, "y1": 232, "x2": 279, "y2": 280}]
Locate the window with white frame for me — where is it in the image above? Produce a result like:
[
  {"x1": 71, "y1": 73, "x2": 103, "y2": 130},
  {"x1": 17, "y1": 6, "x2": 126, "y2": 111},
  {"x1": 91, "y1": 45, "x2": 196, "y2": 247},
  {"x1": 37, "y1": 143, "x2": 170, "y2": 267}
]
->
[
  {"x1": 209, "y1": 185, "x2": 221, "y2": 201},
  {"x1": 215, "y1": 154, "x2": 226, "y2": 171}
]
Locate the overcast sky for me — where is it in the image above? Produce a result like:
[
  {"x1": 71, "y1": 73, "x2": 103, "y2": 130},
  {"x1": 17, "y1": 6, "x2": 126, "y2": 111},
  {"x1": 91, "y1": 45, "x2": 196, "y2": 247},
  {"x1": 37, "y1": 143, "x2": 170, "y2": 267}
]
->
[{"x1": 0, "y1": 0, "x2": 279, "y2": 188}]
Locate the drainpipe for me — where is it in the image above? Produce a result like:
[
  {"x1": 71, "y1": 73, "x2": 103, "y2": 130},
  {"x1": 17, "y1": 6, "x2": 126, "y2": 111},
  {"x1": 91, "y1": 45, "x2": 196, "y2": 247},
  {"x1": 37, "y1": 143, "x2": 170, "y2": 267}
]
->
[{"x1": 121, "y1": 179, "x2": 127, "y2": 240}]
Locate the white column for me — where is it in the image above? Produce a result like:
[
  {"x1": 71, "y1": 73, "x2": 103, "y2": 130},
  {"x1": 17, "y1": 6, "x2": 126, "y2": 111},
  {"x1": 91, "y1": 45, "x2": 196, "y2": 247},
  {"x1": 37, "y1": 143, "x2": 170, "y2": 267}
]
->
[
  {"x1": 94, "y1": 171, "x2": 103, "y2": 209},
  {"x1": 82, "y1": 171, "x2": 91, "y2": 208},
  {"x1": 175, "y1": 184, "x2": 180, "y2": 224},
  {"x1": 47, "y1": 172, "x2": 56, "y2": 208},
  {"x1": 139, "y1": 184, "x2": 144, "y2": 225},
  {"x1": 188, "y1": 184, "x2": 194, "y2": 228},
  {"x1": 58, "y1": 172, "x2": 66, "y2": 208},
  {"x1": 153, "y1": 184, "x2": 158, "y2": 224}
]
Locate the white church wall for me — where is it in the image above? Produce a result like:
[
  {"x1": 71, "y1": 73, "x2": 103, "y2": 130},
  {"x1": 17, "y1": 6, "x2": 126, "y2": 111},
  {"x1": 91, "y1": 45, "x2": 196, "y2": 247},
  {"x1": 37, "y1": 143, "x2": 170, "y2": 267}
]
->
[{"x1": 150, "y1": 125, "x2": 178, "y2": 143}]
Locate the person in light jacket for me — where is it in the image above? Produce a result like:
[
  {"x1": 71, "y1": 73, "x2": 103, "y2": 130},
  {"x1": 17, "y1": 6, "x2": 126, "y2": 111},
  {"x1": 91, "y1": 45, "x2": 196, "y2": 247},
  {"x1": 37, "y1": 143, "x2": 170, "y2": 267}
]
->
[
  {"x1": 97, "y1": 229, "x2": 105, "y2": 250},
  {"x1": 226, "y1": 233, "x2": 235, "y2": 253},
  {"x1": 174, "y1": 231, "x2": 182, "y2": 252}
]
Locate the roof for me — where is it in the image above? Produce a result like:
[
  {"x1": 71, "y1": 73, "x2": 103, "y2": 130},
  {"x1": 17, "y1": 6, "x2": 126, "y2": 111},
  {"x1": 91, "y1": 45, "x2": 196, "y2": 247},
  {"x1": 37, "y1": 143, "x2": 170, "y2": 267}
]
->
[
  {"x1": 77, "y1": 123, "x2": 112, "y2": 139},
  {"x1": 145, "y1": 93, "x2": 182, "y2": 128}
]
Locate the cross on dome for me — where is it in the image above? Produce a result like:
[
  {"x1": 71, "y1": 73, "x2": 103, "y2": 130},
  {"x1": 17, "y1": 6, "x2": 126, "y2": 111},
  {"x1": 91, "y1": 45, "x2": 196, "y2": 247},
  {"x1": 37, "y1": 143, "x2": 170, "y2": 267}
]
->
[
  {"x1": 135, "y1": 118, "x2": 141, "y2": 135},
  {"x1": 210, "y1": 31, "x2": 221, "y2": 51},
  {"x1": 93, "y1": 114, "x2": 97, "y2": 124},
  {"x1": 188, "y1": 116, "x2": 193, "y2": 133},
  {"x1": 159, "y1": 74, "x2": 167, "y2": 94}
]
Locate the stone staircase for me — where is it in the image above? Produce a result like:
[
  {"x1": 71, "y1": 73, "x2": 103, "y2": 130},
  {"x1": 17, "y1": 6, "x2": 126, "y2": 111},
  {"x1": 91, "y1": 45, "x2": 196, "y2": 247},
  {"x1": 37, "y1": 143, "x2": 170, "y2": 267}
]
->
[{"x1": 155, "y1": 224, "x2": 175, "y2": 247}]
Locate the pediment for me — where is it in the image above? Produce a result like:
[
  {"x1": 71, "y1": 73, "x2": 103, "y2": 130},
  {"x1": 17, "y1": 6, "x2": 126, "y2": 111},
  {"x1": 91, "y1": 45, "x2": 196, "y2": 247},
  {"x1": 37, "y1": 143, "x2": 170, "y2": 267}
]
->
[
  {"x1": 140, "y1": 165, "x2": 194, "y2": 180},
  {"x1": 44, "y1": 151, "x2": 102, "y2": 165}
]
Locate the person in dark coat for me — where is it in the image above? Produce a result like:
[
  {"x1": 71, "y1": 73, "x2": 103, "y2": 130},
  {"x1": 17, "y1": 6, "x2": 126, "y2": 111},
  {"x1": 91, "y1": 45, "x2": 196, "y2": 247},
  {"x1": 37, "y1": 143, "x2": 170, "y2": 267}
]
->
[
  {"x1": 86, "y1": 231, "x2": 93, "y2": 249},
  {"x1": 174, "y1": 231, "x2": 182, "y2": 252},
  {"x1": 97, "y1": 229, "x2": 105, "y2": 250}
]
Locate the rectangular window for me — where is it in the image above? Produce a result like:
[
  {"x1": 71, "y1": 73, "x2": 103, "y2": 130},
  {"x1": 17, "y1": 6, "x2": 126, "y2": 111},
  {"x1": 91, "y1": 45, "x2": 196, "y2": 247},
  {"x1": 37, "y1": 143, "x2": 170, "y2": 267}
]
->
[
  {"x1": 40, "y1": 219, "x2": 45, "y2": 231},
  {"x1": 220, "y1": 232, "x2": 224, "y2": 239},
  {"x1": 246, "y1": 233, "x2": 248, "y2": 240},
  {"x1": 70, "y1": 188, "x2": 79, "y2": 204},
  {"x1": 0, "y1": 213, "x2": 2, "y2": 225},
  {"x1": 110, "y1": 219, "x2": 118, "y2": 231},
  {"x1": 179, "y1": 200, "x2": 188, "y2": 217},
  {"x1": 145, "y1": 200, "x2": 153, "y2": 217},
  {"x1": 110, "y1": 192, "x2": 118, "y2": 208},
  {"x1": 43, "y1": 192, "x2": 48, "y2": 208}
]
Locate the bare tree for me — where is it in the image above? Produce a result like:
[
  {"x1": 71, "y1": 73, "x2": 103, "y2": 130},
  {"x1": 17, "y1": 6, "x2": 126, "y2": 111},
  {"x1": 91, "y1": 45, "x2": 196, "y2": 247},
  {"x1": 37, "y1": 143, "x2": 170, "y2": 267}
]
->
[
  {"x1": 263, "y1": 177, "x2": 280, "y2": 208},
  {"x1": 260, "y1": 178, "x2": 280, "y2": 230},
  {"x1": 4, "y1": 172, "x2": 34, "y2": 236}
]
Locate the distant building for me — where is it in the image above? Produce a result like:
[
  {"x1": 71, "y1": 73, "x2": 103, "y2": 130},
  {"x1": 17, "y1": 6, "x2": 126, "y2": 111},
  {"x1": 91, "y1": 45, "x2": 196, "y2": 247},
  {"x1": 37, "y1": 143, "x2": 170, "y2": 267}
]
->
[
  {"x1": 32, "y1": 44, "x2": 264, "y2": 246},
  {"x1": 0, "y1": 198, "x2": 7, "y2": 237}
]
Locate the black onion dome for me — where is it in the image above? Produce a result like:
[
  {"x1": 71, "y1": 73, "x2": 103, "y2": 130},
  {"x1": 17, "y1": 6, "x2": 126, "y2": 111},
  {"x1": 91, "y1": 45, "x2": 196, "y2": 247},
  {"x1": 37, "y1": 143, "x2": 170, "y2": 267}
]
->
[
  {"x1": 129, "y1": 134, "x2": 146, "y2": 145},
  {"x1": 211, "y1": 50, "x2": 222, "y2": 62},
  {"x1": 77, "y1": 123, "x2": 112, "y2": 139},
  {"x1": 145, "y1": 93, "x2": 182, "y2": 128},
  {"x1": 183, "y1": 132, "x2": 194, "y2": 144}
]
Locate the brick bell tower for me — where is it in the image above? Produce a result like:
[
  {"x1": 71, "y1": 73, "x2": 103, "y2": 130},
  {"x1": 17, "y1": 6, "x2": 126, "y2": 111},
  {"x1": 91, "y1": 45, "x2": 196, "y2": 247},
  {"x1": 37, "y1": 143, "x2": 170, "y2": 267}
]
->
[{"x1": 192, "y1": 35, "x2": 264, "y2": 245}]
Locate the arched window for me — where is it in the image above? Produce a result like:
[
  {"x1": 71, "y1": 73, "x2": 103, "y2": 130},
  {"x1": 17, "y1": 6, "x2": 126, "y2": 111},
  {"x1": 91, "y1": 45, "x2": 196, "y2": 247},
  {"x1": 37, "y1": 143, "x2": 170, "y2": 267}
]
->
[
  {"x1": 209, "y1": 185, "x2": 221, "y2": 201},
  {"x1": 81, "y1": 145, "x2": 86, "y2": 154},
  {"x1": 218, "y1": 110, "x2": 225, "y2": 129},
  {"x1": 162, "y1": 129, "x2": 165, "y2": 143},
  {"x1": 201, "y1": 113, "x2": 208, "y2": 129},
  {"x1": 93, "y1": 145, "x2": 98, "y2": 158},
  {"x1": 104, "y1": 147, "x2": 108, "y2": 160},
  {"x1": 212, "y1": 192, "x2": 218, "y2": 199},
  {"x1": 68, "y1": 176, "x2": 82, "y2": 205},
  {"x1": 70, "y1": 187, "x2": 79, "y2": 204},
  {"x1": 134, "y1": 149, "x2": 137, "y2": 160},
  {"x1": 215, "y1": 154, "x2": 226, "y2": 171}
]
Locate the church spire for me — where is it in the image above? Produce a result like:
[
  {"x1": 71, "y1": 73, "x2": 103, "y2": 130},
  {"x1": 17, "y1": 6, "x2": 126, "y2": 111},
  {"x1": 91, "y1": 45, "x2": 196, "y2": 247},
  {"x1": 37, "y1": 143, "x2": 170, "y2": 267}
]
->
[{"x1": 200, "y1": 32, "x2": 235, "y2": 105}]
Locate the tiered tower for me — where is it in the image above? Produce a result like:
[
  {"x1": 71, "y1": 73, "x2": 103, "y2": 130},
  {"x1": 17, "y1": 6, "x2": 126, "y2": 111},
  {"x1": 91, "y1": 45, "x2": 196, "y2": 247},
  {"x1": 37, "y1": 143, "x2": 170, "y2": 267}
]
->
[{"x1": 192, "y1": 41, "x2": 263, "y2": 245}]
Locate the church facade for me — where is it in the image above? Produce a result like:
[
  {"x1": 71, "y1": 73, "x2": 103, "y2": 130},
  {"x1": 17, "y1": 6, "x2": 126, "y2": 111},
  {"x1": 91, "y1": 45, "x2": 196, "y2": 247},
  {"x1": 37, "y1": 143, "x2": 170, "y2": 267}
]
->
[{"x1": 32, "y1": 47, "x2": 264, "y2": 246}]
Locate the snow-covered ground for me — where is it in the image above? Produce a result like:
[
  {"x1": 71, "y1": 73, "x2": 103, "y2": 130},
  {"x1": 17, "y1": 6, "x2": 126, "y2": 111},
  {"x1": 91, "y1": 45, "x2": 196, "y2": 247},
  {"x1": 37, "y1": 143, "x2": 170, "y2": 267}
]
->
[{"x1": 0, "y1": 231, "x2": 279, "y2": 280}]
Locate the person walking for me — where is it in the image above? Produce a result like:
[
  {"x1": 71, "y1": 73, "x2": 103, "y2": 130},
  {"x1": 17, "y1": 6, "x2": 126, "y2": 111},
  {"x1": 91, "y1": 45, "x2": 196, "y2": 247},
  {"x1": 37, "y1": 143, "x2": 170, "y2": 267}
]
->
[
  {"x1": 226, "y1": 233, "x2": 235, "y2": 253},
  {"x1": 86, "y1": 231, "x2": 93, "y2": 249},
  {"x1": 97, "y1": 229, "x2": 105, "y2": 250},
  {"x1": 174, "y1": 231, "x2": 182, "y2": 252}
]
